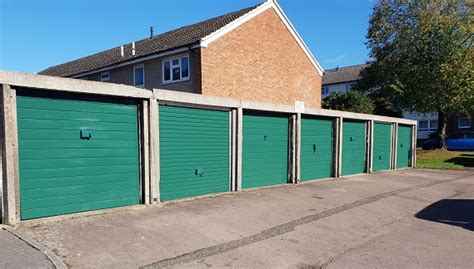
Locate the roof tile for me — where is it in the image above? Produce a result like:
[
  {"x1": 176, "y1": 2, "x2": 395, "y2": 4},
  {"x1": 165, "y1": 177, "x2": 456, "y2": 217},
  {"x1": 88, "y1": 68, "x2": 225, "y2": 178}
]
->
[
  {"x1": 322, "y1": 63, "x2": 369, "y2": 85},
  {"x1": 39, "y1": 4, "x2": 260, "y2": 77}
]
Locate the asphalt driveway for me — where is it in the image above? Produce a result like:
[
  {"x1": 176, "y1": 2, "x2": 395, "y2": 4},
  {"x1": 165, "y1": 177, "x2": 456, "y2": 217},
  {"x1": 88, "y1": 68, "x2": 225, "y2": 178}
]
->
[{"x1": 17, "y1": 169, "x2": 474, "y2": 268}]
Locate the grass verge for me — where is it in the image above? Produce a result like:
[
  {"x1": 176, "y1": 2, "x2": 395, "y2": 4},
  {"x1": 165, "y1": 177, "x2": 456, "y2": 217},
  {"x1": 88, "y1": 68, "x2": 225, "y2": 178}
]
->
[{"x1": 416, "y1": 149, "x2": 474, "y2": 170}]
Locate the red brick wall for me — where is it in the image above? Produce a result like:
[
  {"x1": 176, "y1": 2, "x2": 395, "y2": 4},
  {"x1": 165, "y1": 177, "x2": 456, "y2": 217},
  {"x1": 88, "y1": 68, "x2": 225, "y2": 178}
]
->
[{"x1": 200, "y1": 8, "x2": 322, "y2": 108}]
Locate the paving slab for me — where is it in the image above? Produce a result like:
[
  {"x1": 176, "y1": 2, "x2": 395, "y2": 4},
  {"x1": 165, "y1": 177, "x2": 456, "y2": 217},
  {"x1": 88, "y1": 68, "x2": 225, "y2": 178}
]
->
[{"x1": 17, "y1": 169, "x2": 474, "y2": 268}]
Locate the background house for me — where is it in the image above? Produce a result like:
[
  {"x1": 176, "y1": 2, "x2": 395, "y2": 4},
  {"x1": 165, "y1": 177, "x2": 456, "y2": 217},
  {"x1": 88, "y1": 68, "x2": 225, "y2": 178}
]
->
[
  {"x1": 321, "y1": 64, "x2": 369, "y2": 98},
  {"x1": 448, "y1": 113, "x2": 473, "y2": 133},
  {"x1": 322, "y1": 63, "x2": 438, "y2": 143},
  {"x1": 39, "y1": 0, "x2": 324, "y2": 108}
]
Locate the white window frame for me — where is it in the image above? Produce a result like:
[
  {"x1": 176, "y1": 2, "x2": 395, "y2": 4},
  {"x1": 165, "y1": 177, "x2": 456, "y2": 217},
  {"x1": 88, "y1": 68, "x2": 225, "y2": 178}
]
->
[
  {"x1": 458, "y1": 118, "x2": 471, "y2": 129},
  {"x1": 133, "y1": 64, "x2": 145, "y2": 88},
  {"x1": 418, "y1": 120, "x2": 429, "y2": 131},
  {"x1": 162, "y1": 54, "x2": 190, "y2": 84},
  {"x1": 429, "y1": 120, "x2": 438, "y2": 131},
  {"x1": 345, "y1": 83, "x2": 357, "y2": 92},
  {"x1": 322, "y1": 87, "x2": 329, "y2": 95},
  {"x1": 100, "y1": 72, "x2": 110, "y2": 82}
]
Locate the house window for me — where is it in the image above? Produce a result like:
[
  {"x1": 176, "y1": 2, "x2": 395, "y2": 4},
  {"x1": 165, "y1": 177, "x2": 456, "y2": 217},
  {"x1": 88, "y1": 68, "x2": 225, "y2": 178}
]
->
[
  {"x1": 429, "y1": 120, "x2": 438, "y2": 131},
  {"x1": 134, "y1": 65, "x2": 145, "y2": 87},
  {"x1": 162, "y1": 55, "x2": 190, "y2": 83},
  {"x1": 322, "y1": 87, "x2": 329, "y2": 95},
  {"x1": 418, "y1": 120, "x2": 438, "y2": 131},
  {"x1": 458, "y1": 118, "x2": 471, "y2": 129},
  {"x1": 418, "y1": 120, "x2": 429, "y2": 131},
  {"x1": 345, "y1": 83, "x2": 357, "y2": 92},
  {"x1": 100, "y1": 72, "x2": 110, "y2": 82}
]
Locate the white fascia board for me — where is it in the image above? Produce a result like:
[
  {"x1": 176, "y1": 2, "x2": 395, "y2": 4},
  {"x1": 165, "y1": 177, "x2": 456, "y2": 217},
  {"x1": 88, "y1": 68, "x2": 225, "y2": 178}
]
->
[
  {"x1": 199, "y1": 1, "x2": 324, "y2": 76},
  {"x1": 200, "y1": 2, "x2": 274, "y2": 48}
]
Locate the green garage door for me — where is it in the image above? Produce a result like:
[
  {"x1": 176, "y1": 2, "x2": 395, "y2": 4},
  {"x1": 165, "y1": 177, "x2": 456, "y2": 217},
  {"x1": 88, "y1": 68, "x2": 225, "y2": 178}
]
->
[
  {"x1": 373, "y1": 123, "x2": 392, "y2": 172},
  {"x1": 342, "y1": 120, "x2": 367, "y2": 176},
  {"x1": 397, "y1": 125, "x2": 412, "y2": 168},
  {"x1": 300, "y1": 117, "x2": 334, "y2": 181},
  {"x1": 17, "y1": 91, "x2": 140, "y2": 220},
  {"x1": 243, "y1": 112, "x2": 289, "y2": 189},
  {"x1": 159, "y1": 105, "x2": 230, "y2": 201}
]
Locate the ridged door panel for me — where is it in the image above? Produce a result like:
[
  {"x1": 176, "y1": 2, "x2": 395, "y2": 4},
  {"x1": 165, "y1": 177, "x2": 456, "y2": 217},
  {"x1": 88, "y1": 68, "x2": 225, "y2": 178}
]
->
[
  {"x1": 159, "y1": 105, "x2": 230, "y2": 201},
  {"x1": 242, "y1": 112, "x2": 289, "y2": 189},
  {"x1": 397, "y1": 125, "x2": 412, "y2": 168},
  {"x1": 17, "y1": 93, "x2": 140, "y2": 220},
  {"x1": 373, "y1": 123, "x2": 392, "y2": 172},
  {"x1": 300, "y1": 117, "x2": 334, "y2": 181},
  {"x1": 342, "y1": 120, "x2": 366, "y2": 176}
]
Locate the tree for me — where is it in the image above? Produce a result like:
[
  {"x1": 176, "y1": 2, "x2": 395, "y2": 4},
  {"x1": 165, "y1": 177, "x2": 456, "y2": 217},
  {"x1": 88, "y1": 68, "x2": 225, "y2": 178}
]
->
[
  {"x1": 322, "y1": 91, "x2": 375, "y2": 114},
  {"x1": 360, "y1": 0, "x2": 474, "y2": 148}
]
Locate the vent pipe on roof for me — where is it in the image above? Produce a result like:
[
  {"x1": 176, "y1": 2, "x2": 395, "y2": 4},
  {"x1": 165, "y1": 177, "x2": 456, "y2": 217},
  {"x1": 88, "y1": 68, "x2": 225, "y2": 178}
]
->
[
  {"x1": 120, "y1": 45, "x2": 124, "y2": 57},
  {"x1": 132, "y1": 42, "x2": 136, "y2": 56},
  {"x1": 150, "y1": 26, "x2": 154, "y2": 39}
]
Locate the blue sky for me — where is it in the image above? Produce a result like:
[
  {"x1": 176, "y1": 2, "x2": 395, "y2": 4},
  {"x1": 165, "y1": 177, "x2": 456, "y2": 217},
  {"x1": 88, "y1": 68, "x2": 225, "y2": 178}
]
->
[{"x1": 0, "y1": 0, "x2": 374, "y2": 73}]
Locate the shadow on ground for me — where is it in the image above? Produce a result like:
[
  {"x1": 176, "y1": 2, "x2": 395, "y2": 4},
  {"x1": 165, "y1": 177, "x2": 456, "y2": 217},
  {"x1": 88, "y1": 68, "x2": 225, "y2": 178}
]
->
[
  {"x1": 446, "y1": 154, "x2": 474, "y2": 168},
  {"x1": 415, "y1": 199, "x2": 474, "y2": 231}
]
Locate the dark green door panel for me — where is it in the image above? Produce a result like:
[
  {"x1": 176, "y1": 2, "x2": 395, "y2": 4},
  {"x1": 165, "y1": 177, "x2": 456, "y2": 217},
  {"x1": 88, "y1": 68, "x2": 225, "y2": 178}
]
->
[
  {"x1": 159, "y1": 105, "x2": 230, "y2": 201},
  {"x1": 373, "y1": 123, "x2": 392, "y2": 172},
  {"x1": 17, "y1": 93, "x2": 140, "y2": 220},
  {"x1": 242, "y1": 112, "x2": 289, "y2": 189},
  {"x1": 300, "y1": 117, "x2": 334, "y2": 181},
  {"x1": 342, "y1": 120, "x2": 367, "y2": 176},
  {"x1": 397, "y1": 125, "x2": 412, "y2": 168}
]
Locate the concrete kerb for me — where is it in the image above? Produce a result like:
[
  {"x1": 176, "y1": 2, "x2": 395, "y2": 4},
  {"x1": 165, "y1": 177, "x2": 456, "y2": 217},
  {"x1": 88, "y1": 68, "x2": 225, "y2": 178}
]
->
[{"x1": 1, "y1": 224, "x2": 67, "y2": 269}]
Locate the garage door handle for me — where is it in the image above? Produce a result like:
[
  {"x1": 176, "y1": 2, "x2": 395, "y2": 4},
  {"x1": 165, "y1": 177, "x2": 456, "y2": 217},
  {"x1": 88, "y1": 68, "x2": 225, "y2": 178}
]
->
[
  {"x1": 313, "y1": 144, "x2": 317, "y2": 153},
  {"x1": 400, "y1": 144, "x2": 403, "y2": 148},
  {"x1": 350, "y1": 137, "x2": 354, "y2": 141},
  {"x1": 195, "y1": 168, "x2": 204, "y2": 177},
  {"x1": 80, "y1": 129, "x2": 92, "y2": 140},
  {"x1": 379, "y1": 156, "x2": 383, "y2": 160}
]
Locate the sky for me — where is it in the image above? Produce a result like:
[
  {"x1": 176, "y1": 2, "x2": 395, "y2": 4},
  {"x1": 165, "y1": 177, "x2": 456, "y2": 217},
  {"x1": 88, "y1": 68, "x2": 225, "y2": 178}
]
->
[{"x1": 0, "y1": 0, "x2": 375, "y2": 74}]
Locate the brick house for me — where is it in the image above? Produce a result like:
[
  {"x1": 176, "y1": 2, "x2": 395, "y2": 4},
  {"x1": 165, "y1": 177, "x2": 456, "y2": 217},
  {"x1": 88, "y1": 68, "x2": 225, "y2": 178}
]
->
[{"x1": 39, "y1": 0, "x2": 324, "y2": 108}]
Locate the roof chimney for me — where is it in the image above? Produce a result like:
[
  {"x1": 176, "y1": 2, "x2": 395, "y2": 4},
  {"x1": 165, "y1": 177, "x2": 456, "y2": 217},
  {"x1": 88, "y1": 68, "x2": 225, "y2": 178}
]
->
[
  {"x1": 120, "y1": 45, "x2": 124, "y2": 57},
  {"x1": 150, "y1": 26, "x2": 154, "y2": 39},
  {"x1": 132, "y1": 42, "x2": 136, "y2": 56}
]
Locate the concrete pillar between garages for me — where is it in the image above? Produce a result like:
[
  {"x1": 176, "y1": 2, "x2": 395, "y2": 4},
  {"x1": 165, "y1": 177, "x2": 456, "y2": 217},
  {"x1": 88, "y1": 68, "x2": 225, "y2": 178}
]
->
[
  {"x1": 295, "y1": 113, "x2": 301, "y2": 184},
  {"x1": 412, "y1": 124, "x2": 417, "y2": 168},
  {"x1": 141, "y1": 100, "x2": 150, "y2": 204},
  {"x1": 393, "y1": 123, "x2": 399, "y2": 169},
  {"x1": 230, "y1": 108, "x2": 238, "y2": 191},
  {"x1": 236, "y1": 107, "x2": 243, "y2": 191},
  {"x1": 336, "y1": 117, "x2": 343, "y2": 177},
  {"x1": 289, "y1": 114, "x2": 297, "y2": 184},
  {"x1": 1, "y1": 84, "x2": 20, "y2": 225},
  {"x1": 149, "y1": 100, "x2": 159, "y2": 203},
  {"x1": 368, "y1": 120, "x2": 374, "y2": 173}
]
